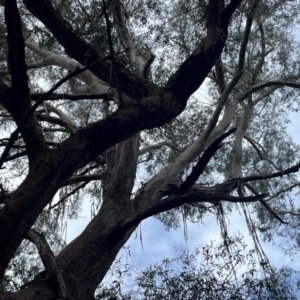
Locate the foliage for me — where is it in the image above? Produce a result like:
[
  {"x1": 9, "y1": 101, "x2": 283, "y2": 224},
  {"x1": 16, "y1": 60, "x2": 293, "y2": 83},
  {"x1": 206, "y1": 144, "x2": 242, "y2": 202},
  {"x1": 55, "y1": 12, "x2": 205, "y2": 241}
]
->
[
  {"x1": 95, "y1": 235, "x2": 299, "y2": 299},
  {"x1": 1, "y1": 0, "x2": 300, "y2": 299}
]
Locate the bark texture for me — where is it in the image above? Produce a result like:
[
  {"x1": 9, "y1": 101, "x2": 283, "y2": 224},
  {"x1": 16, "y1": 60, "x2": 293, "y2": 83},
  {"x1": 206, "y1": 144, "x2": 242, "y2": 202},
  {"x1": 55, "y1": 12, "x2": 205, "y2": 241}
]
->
[{"x1": 5, "y1": 0, "x2": 298, "y2": 299}]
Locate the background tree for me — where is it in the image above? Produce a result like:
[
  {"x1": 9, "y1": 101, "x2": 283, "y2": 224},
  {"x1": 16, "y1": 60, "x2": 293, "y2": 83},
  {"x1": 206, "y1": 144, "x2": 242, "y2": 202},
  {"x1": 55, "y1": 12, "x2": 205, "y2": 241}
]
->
[{"x1": 0, "y1": 0, "x2": 300, "y2": 299}]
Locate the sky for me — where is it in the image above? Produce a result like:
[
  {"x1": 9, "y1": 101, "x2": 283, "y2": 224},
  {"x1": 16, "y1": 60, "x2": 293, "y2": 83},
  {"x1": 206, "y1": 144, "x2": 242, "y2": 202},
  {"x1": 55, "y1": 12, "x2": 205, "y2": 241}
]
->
[
  {"x1": 66, "y1": 23, "x2": 300, "y2": 296},
  {"x1": 61, "y1": 56, "x2": 300, "y2": 289},
  {"x1": 64, "y1": 108, "x2": 300, "y2": 291},
  {"x1": 124, "y1": 111, "x2": 300, "y2": 272},
  {"x1": 0, "y1": 2, "x2": 299, "y2": 297}
]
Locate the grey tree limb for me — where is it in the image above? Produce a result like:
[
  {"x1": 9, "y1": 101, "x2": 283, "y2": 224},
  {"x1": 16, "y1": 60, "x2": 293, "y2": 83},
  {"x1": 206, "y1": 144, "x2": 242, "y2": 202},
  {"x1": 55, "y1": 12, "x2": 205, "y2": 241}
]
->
[
  {"x1": 25, "y1": 229, "x2": 68, "y2": 299},
  {"x1": 63, "y1": 174, "x2": 103, "y2": 186},
  {"x1": 138, "y1": 141, "x2": 176, "y2": 156},
  {"x1": 245, "y1": 183, "x2": 288, "y2": 224},
  {"x1": 241, "y1": 162, "x2": 300, "y2": 183},
  {"x1": 0, "y1": 54, "x2": 115, "y2": 168},
  {"x1": 31, "y1": 93, "x2": 111, "y2": 101}
]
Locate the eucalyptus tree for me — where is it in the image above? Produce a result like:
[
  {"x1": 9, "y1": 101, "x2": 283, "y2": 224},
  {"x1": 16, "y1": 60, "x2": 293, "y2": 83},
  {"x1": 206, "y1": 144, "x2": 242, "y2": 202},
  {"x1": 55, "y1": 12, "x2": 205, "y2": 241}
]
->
[
  {"x1": 95, "y1": 236, "x2": 298, "y2": 299},
  {"x1": 1, "y1": 0, "x2": 300, "y2": 299}
]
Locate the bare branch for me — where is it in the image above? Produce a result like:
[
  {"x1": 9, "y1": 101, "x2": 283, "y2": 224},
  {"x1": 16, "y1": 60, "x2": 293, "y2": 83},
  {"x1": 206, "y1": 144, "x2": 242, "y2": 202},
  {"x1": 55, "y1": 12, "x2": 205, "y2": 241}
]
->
[
  {"x1": 125, "y1": 186, "x2": 268, "y2": 229},
  {"x1": 232, "y1": 103, "x2": 253, "y2": 177},
  {"x1": 24, "y1": 0, "x2": 155, "y2": 101},
  {"x1": 102, "y1": 0, "x2": 114, "y2": 56},
  {"x1": 31, "y1": 93, "x2": 111, "y2": 101},
  {"x1": 245, "y1": 183, "x2": 288, "y2": 224},
  {"x1": 244, "y1": 135, "x2": 263, "y2": 159},
  {"x1": 44, "y1": 103, "x2": 77, "y2": 130},
  {"x1": 138, "y1": 141, "x2": 176, "y2": 156},
  {"x1": 221, "y1": 0, "x2": 243, "y2": 31},
  {"x1": 241, "y1": 162, "x2": 300, "y2": 183},
  {"x1": 236, "y1": 81, "x2": 300, "y2": 104},
  {"x1": 177, "y1": 127, "x2": 236, "y2": 194},
  {"x1": 63, "y1": 174, "x2": 103, "y2": 186},
  {"x1": 25, "y1": 229, "x2": 68, "y2": 299},
  {"x1": 23, "y1": 23, "x2": 113, "y2": 96},
  {"x1": 35, "y1": 112, "x2": 75, "y2": 132},
  {"x1": 236, "y1": 0, "x2": 259, "y2": 73},
  {"x1": 265, "y1": 182, "x2": 300, "y2": 203},
  {"x1": 102, "y1": 0, "x2": 123, "y2": 105},
  {"x1": 244, "y1": 135, "x2": 281, "y2": 170},
  {"x1": 4, "y1": 151, "x2": 27, "y2": 162},
  {"x1": 252, "y1": 86, "x2": 279, "y2": 106},
  {"x1": 166, "y1": 0, "x2": 242, "y2": 100},
  {"x1": 277, "y1": 210, "x2": 300, "y2": 217},
  {"x1": 0, "y1": 55, "x2": 114, "y2": 168},
  {"x1": 214, "y1": 58, "x2": 226, "y2": 94},
  {"x1": 5, "y1": 0, "x2": 28, "y2": 95},
  {"x1": 159, "y1": 70, "x2": 242, "y2": 177},
  {"x1": 49, "y1": 182, "x2": 88, "y2": 210},
  {"x1": 251, "y1": 22, "x2": 266, "y2": 84},
  {"x1": 3, "y1": 0, "x2": 46, "y2": 163},
  {"x1": 113, "y1": 0, "x2": 148, "y2": 74}
]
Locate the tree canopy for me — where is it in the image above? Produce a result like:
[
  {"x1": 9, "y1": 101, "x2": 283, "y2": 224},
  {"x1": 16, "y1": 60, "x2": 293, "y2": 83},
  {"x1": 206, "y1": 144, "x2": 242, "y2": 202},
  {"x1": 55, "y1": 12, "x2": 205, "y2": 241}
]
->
[{"x1": 1, "y1": 0, "x2": 300, "y2": 299}]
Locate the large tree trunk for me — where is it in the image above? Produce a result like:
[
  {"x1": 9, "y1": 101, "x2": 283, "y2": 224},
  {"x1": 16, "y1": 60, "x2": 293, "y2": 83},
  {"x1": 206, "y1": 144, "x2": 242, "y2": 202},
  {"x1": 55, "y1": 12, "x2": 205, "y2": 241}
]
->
[{"x1": 3, "y1": 213, "x2": 138, "y2": 300}]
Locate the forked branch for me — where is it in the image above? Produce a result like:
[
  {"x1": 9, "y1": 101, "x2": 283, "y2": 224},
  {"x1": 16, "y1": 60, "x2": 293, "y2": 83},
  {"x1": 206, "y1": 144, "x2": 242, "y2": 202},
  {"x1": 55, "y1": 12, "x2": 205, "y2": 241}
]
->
[{"x1": 0, "y1": 53, "x2": 120, "y2": 168}]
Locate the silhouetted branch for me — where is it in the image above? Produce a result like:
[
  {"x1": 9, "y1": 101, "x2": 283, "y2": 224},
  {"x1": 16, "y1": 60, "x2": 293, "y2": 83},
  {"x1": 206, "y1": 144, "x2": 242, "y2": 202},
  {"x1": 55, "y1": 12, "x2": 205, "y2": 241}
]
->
[
  {"x1": 25, "y1": 229, "x2": 68, "y2": 299},
  {"x1": 177, "y1": 127, "x2": 236, "y2": 194}
]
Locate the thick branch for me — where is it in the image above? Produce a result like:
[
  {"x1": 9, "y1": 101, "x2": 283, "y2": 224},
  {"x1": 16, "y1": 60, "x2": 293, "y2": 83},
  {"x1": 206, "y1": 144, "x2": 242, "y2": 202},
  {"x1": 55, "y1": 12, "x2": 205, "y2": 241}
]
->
[
  {"x1": 124, "y1": 186, "x2": 268, "y2": 229},
  {"x1": 167, "y1": 0, "x2": 242, "y2": 100},
  {"x1": 0, "y1": 59, "x2": 110, "y2": 168},
  {"x1": 236, "y1": 81, "x2": 300, "y2": 103},
  {"x1": 245, "y1": 183, "x2": 288, "y2": 224},
  {"x1": 159, "y1": 70, "x2": 242, "y2": 177},
  {"x1": 24, "y1": 0, "x2": 156, "y2": 101},
  {"x1": 35, "y1": 112, "x2": 75, "y2": 132},
  {"x1": 177, "y1": 127, "x2": 236, "y2": 194},
  {"x1": 31, "y1": 93, "x2": 111, "y2": 101},
  {"x1": 206, "y1": 100, "x2": 235, "y2": 145},
  {"x1": 138, "y1": 141, "x2": 176, "y2": 156},
  {"x1": 63, "y1": 174, "x2": 103, "y2": 186},
  {"x1": 22, "y1": 19, "x2": 113, "y2": 97},
  {"x1": 236, "y1": 0, "x2": 259, "y2": 73},
  {"x1": 5, "y1": 0, "x2": 28, "y2": 95},
  {"x1": 241, "y1": 162, "x2": 300, "y2": 183},
  {"x1": 113, "y1": 0, "x2": 147, "y2": 74},
  {"x1": 232, "y1": 103, "x2": 253, "y2": 177},
  {"x1": 4, "y1": 0, "x2": 46, "y2": 162},
  {"x1": 25, "y1": 229, "x2": 68, "y2": 299},
  {"x1": 44, "y1": 103, "x2": 77, "y2": 130}
]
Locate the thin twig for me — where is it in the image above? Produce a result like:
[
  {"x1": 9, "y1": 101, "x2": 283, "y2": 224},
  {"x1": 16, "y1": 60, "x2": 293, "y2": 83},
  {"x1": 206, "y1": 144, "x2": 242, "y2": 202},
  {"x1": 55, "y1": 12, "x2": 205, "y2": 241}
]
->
[
  {"x1": 245, "y1": 183, "x2": 288, "y2": 224},
  {"x1": 49, "y1": 182, "x2": 88, "y2": 210},
  {"x1": 0, "y1": 51, "x2": 126, "y2": 168},
  {"x1": 102, "y1": 0, "x2": 123, "y2": 104},
  {"x1": 177, "y1": 128, "x2": 236, "y2": 194}
]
